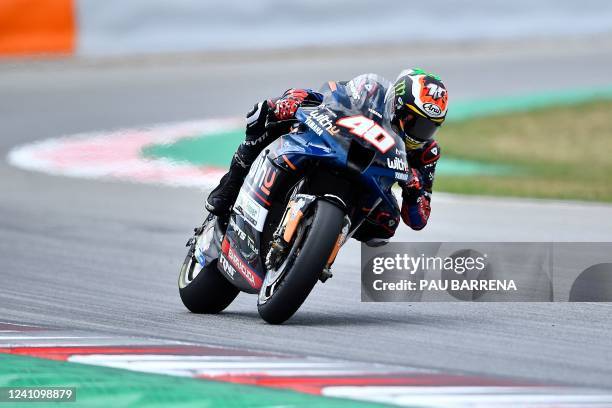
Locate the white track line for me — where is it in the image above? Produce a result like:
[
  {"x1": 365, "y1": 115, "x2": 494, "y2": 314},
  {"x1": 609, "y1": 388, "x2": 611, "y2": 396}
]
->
[
  {"x1": 3, "y1": 326, "x2": 612, "y2": 407},
  {"x1": 323, "y1": 386, "x2": 612, "y2": 407}
]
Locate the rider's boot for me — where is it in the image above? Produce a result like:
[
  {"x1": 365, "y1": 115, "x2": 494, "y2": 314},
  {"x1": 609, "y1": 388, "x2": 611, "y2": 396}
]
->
[
  {"x1": 205, "y1": 101, "x2": 272, "y2": 216},
  {"x1": 205, "y1": 154, "x2": 249, "y2": 216}
]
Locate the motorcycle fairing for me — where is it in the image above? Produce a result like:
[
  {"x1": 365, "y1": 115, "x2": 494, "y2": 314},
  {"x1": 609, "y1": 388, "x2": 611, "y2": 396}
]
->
[{"x1": 218, "y1": 75, "x2": 411, "y2": 292}]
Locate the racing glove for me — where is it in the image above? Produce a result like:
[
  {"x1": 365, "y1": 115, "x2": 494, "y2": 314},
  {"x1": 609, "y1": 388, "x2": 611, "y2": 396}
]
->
[
  {"x1": 400, "y1": 140, "x2": 440, "y2": 231},
  {"x1": 270, "y1": 88, "x2": 309, "y2": 120},
  {"x1": 400, "y1": 168, "x2": 431, "y2": 231}
]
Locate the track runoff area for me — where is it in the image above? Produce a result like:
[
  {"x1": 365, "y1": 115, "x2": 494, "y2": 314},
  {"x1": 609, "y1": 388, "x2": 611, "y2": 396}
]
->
[
  {"x1": 4, "y1": 89, "x2": 612, "y2": 407},
  {"x1": 2, "y1": 320, "x2": 612, "y2": 407}
]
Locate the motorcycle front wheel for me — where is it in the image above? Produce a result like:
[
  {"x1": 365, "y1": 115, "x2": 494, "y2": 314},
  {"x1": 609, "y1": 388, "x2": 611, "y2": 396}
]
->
[{"x1": 257, "y1": 200, "x2": 344, "y2": 324}]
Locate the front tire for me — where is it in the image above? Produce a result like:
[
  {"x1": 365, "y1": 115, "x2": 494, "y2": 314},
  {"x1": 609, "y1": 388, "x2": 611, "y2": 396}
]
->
[{"x1": 257, "y1": 200, "x2": 344, "y2": 324}]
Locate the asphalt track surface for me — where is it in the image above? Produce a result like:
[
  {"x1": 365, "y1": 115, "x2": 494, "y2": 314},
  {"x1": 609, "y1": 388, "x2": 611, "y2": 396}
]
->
[{"x1": 1, "y1": 38, "x2": 612, "y2": 390}]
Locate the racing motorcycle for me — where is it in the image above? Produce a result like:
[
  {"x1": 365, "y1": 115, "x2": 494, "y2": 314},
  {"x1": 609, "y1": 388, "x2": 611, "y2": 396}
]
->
[{"x1": 178, "y1": 77, "x2": 411, "y2": 324}]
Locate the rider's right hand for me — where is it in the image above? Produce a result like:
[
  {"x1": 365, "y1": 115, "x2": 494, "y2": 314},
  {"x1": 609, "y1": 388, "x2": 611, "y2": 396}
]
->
[{"x1": 401, "y1": 168, "x2": 424, "y2": 197}]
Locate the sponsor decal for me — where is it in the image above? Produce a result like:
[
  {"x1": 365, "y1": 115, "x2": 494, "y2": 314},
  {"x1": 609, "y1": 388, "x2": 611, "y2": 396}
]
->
[
  {"x1": 229, "y1": 218, "x2": 258, "y2": 255},
  {"x1": 368, "y1": 108, "x2": 383, "y2": 119},
  {"x1": 418, "y1": 77, "x2": 448, "y2": 115},
  {"x1": 219, "y1": 254, "x2": 236, "y2": 279},
  {"x1": 229, "y1": 217, "x2": 247, "y2": 241},
  {"x1": 246, "y1": 238, "x2": 258, "y2": 255},
  {"x1": 254, "y1": 165, "x2": 277, "y2": 200},
  {"x1": 394, "y1": 171, "x2": 410, "y2": 181},
  {"x1": 243, "y1": 134, "x2": 267, "y2": 146},
  {"x1": 425, "y1": 83, "x2": 447, "y2": 100},
  {"x1": 219, "y1": 238, "x2": 237, "y2": 278},
  {"x1": 394, "y1": 81, "x2": 406, "y2": 97},
  {"x1": 347, "y1": 76, "x2": 380, "y2": 101},
  {"x1": 348, "y1": 80, "x2": 360, "y2": 100},
  {"x1": 243, "y1": 195, "x2": 259, "y2": 221},
  {"x1": 227, "y1": 246, "x2": 261, "y2": 288},
  {"x1": 304, "y1": 116, "x2": 324, "y2": 136},
  {"x1": 386, "y1": 157, "x2": 408, "y2": 171},
  {"x1": 421, "y1": 142, "x2": 441, "y2": 164},
  {"x1": 234, "y1": 190, "x2": 268, "y2": 232},
  {"x1": 305, "y1": 111, "x2": 340, "y2": 136},
  {"x1": 423, "y1": 103, "x2": 443, "y2": 117}
]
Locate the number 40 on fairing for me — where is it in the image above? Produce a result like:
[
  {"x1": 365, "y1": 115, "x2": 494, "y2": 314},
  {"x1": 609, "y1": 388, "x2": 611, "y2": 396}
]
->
[{"x1": 336, "y1": 115, "x2": 396, "y2": 153}]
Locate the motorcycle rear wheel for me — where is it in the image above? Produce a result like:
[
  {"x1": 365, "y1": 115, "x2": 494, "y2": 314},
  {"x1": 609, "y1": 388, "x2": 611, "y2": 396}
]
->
[{"x1": 179, "y1": 252, "x2": 239, "y2": 314}]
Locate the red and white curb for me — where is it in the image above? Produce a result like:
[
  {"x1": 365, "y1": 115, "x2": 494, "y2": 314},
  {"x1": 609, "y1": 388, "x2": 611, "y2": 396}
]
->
[
  {"x1": 6, "y1": 119, "x2": 241, "y2": 189},
  {"x1": 2, "y1": 321, "x2": 612, "y2": 407}
]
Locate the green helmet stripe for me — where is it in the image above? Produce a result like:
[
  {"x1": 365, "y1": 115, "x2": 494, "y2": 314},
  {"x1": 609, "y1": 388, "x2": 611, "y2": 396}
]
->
[{"x1": 411, "y1": 67, "x2": 441, "y2": 81}]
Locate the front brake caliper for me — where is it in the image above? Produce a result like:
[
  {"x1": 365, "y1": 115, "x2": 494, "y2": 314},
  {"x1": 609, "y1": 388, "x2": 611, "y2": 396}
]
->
[{"x1": 265, "y1": 194, "x2": 316, "y2": 270}]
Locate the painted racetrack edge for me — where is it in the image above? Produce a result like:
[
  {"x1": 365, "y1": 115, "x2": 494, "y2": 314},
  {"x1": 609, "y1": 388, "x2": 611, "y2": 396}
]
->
[{"x1": 2, "y1": 320, "x2": 612, "y2": 407}]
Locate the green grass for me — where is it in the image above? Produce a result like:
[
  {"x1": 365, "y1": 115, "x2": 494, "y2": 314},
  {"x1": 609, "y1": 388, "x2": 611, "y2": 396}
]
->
[
  {"x1": 0, "y1": 354, "x2": 392, "y2": 408},
  {"x1": 436, "y1": 100, "x2": 612, "y2": 201}
]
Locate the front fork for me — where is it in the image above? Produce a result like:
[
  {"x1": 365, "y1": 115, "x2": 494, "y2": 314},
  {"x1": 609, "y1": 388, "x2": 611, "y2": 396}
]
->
[
  {"x1": 266, "y1": 194, "x2": 351, "y2": 282},
  {"x1": 323, "y1": 215, "x2": 351, "y2": 281}
]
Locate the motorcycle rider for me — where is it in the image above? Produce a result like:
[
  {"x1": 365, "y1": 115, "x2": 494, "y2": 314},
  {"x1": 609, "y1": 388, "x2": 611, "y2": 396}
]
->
[{"x1": 205, "y1": 69, "x2": 448, "y2": 244}]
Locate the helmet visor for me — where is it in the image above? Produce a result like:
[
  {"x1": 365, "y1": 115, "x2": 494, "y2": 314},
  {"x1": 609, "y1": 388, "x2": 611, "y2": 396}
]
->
[{"x1": 399, "y1": 113, "x2": 439, "y2": 143}]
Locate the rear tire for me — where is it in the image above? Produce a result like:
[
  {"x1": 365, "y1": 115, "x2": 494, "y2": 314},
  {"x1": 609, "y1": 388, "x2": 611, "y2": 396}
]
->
[
  {"x1": 257, "y1": 200, "x2": 344, "y2": 324},
  {"x1": 179, "y1": 257, "x2": 239, "y2": 314}
]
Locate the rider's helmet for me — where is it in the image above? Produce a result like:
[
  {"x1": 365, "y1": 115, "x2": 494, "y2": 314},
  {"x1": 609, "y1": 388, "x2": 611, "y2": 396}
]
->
[{"x1": 384, "y1": 68, "x2": 448, "y2": 149}]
